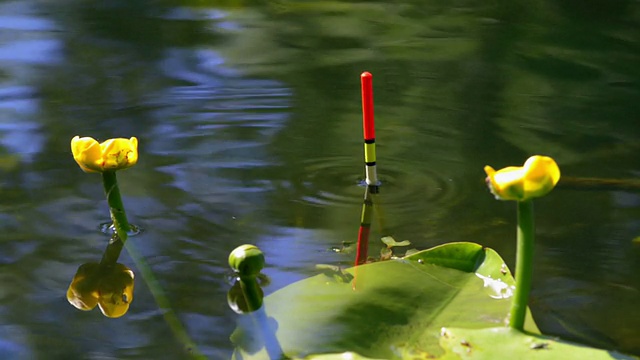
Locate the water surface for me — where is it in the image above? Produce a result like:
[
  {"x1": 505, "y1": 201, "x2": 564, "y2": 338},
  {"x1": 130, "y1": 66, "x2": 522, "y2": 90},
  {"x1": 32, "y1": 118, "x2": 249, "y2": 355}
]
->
[{"x1": 1, "y1": 0, "x2": 639, "y2": 358}]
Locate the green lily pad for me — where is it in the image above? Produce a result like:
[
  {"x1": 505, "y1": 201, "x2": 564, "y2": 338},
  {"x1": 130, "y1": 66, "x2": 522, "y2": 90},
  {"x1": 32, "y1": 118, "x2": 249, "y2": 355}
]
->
[
  {"x1": 232, "y1": 242, "x2": 537, "y2": 359},
  {"x1": 298, "y1": 352, "x2": 386, "y2": 360},
  {"x1": 437, "y1": 327, "x2": 637, "y2": 360}
]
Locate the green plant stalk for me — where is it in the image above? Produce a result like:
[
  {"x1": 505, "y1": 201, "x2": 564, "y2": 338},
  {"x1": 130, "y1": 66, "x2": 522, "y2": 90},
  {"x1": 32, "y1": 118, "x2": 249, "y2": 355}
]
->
[
  {"x1": 102, "y1": 171, "x2": 131, "y2": 242},
  {"x1": 99, "y1": 235, "x2": 124, "y2": 266},
  {"x1": 102, "y1": 171, "x2": 203, "y2": 357},
  {"x1": 239, "y1": 275, "x2": 263, "y2": 312},
  {"x1": 250, "y1": 304, "x2": 285, "y2": 360},
  {"x1": 238, "y1": 276, "x2": 284, "y2": 359},
  {"x1": 100, "y1": 170, "x2": 202, "y2": 356},
  {"x1": 125, "y1": 241, "x2": 206, "y2": 359},
  {"x1": 510, "y1": 200, "x2": 534, "y2": 331}
]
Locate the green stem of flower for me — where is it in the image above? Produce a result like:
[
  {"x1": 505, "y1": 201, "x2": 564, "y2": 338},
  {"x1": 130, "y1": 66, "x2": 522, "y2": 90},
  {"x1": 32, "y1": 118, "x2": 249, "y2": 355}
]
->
[
  {"x1": 510, "y1": 200, "x2": 535, "y2": 331},
  {"x1": 100, "y1": 168, "x2": 202, "y2": 357},
  {"x1": 239, "y1": 275, "x2": 264, "y2": 312},
  {"x1": 99, "y1": 235, "x2": 124, "y2": 266},
  {"x1": 101, "y1": 171, "x2": 131, "y2": 242},
  {"x1": 124, "y1": 240, "x2": 206, "y2": 359}
]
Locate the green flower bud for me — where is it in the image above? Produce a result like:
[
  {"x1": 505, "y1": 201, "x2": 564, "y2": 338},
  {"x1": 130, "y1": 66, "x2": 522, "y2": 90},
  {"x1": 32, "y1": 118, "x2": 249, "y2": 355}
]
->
[{"x1": 229, "y1": 244, "x2": 265, "y2": 278}]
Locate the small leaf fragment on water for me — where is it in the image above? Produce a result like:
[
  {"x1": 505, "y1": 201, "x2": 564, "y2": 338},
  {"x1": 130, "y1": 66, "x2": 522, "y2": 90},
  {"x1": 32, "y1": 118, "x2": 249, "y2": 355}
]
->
[
  {"x1": 381, "y1": 236, "x2": 396, "y2": 246},
  {"x1": 381, "y1": 236, "x2": 411, "y2": 248},
  {"x1": 394, "y1": 240, "x2": 411, "y2": 247}
]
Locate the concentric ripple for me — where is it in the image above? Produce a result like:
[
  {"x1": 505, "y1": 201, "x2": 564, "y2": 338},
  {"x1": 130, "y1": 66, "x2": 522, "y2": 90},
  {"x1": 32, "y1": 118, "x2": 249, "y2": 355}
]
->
[
  {"x1": 99, "y1": 222, "x2": 144, "y2": 238},
  {"x1": 297, "y1": 156, "x2": 469, "y2": 214}
]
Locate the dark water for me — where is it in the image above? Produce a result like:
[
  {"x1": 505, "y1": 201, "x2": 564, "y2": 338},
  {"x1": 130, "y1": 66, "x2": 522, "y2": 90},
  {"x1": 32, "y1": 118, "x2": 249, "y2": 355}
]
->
[{"x1": 1, "y1": 0, "x2": 639, "y2": 358}]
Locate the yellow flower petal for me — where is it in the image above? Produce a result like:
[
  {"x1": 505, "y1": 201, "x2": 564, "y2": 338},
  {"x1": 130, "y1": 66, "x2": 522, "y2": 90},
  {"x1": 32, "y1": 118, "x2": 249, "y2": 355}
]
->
[
  {"x1": 484, "y1": 156, "x2": 560, "y2": 201},
  {"x1": 71, "y1": 136, "x2": 103, "y2": 173},
  {"x1": 100, "y1": 137, "x2": 138, "y2": 171},
  {"x1": 521, "y1": 156, "x2": 561, "y2": 198},
  {"x1": 70, "y1": 136, "x2": 138, "y2": 173}
]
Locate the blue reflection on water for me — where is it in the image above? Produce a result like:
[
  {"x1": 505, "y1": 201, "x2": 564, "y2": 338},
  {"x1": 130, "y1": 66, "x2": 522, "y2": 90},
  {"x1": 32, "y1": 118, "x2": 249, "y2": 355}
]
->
[
  {"x1": 0, "y1": 326, "x2": 32, "y2": 359},
  {"x1": 0, "y1": 120, "x2": 43, "y2": 162},
  {"x1": 0, "y1": 39, "x2": 62, "y2": 64},
  {"x1": 0, "y1": 3, "x2": 59, "y2": 164}
]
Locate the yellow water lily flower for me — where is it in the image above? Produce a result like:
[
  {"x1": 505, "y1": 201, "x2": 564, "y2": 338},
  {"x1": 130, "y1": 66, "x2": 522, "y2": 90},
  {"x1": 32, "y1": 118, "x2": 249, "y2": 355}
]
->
[
  {"x1": 67, "y1": 262, "x2": 135, "y2": 318},
  {"x1": 484, "y1": 155, "x2": 560, "y2": 201},
  {"x1": 71, "y1": 136, "x2": 138, "y2": 173}
]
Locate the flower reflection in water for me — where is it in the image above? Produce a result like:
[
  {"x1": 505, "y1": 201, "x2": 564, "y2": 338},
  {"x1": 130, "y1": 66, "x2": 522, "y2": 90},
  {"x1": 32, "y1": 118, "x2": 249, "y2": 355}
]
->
[
  {"x1": 67, "y1": 233, "x2": 134, "y2": 318},
  {"x1": 67, "y1": 261, "x2": 135, "y2": 318}
]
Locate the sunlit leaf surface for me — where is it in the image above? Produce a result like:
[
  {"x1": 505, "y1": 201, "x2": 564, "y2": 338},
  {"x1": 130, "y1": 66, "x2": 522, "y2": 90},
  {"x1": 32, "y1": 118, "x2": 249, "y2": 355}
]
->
[{"x1": 232, "y1": 242, "x2": 538, "y2": 359}]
